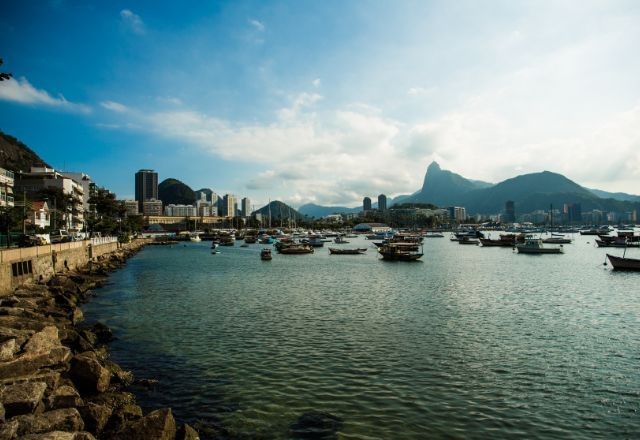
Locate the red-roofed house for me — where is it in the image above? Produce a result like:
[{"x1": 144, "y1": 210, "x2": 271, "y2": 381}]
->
[{"x1": 27, "y1": 200, "x2": 50, "y2": 230}]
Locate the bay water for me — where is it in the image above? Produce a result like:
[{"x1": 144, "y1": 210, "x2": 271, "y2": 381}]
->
[{"x1": 82, "y1": 234, "x2": 640, "y2": 439}]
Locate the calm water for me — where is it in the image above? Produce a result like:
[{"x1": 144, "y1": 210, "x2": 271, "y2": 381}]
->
[{"x1": 82, "y1": 234, "x2": 640, "y2": 439}]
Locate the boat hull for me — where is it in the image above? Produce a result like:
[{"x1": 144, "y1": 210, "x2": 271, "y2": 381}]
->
[
  {"x1": 516, "y1": 247, "x2": 562, "y2": 254},
  {"x1": 607, "y1": 254, "x2": 640, "y2": 271}
]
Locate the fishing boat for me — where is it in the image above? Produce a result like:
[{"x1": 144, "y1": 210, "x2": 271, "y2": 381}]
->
[
  {"x1": 219, "y1": 233, "x2": 235, "y2": 246},
  {"x1": 542, "y1": 236, "x2": 572, "y2": 244},
  {"x1": 279, "y1": 243, "x2": 314, "y2": 254},
  {"x1": 378, "y1": 243, "x2": 423, "y2": 261},
  {"x1": 458, "y1": 236, "x2": 480, "y2": 245},
  {"x1": 328, "y1": 247, "x2": 367, "y2": 255},
  {"x1": 260, "y1": 248, "x2": 272, "y2": 260},
  {"x1": 189, "y1": 233, "x2": 202, "y2": 242},
  {"x1": 515, "y1": 237, "x2": 563, "y2": 254},
  {"x1": 606, "y1": 253, "x2": 640, "y2": 271},
  {"x1": 423, "y1": 232, "x2": 444, "y2": 238}
]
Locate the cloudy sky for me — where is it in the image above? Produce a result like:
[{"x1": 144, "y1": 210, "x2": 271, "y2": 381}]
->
[{"x1": 1, "y1": 0, "x2": 639, "y2": 208}]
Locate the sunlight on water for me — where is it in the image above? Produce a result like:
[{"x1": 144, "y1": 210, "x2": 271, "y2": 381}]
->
[{"x1": 83, "y1": 235, "x2": 640, "y2": 439}]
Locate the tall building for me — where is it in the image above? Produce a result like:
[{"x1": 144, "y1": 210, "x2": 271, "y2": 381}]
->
[
  {"x1": 378, "y1": 194, "x2": 387, "y2": 211},
  {"x1": 447, "y1": 206, "x2": 467, "y2": 223},
  {"x1": 123, "y1": 200, "x2": 139, "y2": 216},
  {"x1": 363, "y1": 197, "x2": 372, "y2": 212},
  {"x1": 504, "y1": 200, "x2": 515, "y2": 223},
  {"x1": 135, "y1": 169, "x2": 158, "y2": 211},
  {"x1": 0, "y1": 167, "x2": 15, "y2": 208},
  {"x1": 63, "y1": 172, "x2": 92, "y2": 214},
  {"x1": 222, "y1": 194, "x2": 236, "y2": 217},
  {"x1": 563, "y1": 203, "x2": 582, "y2": 223},
  {"x1": 241, "y1": 197, "x2": 251, "y2": 217}
]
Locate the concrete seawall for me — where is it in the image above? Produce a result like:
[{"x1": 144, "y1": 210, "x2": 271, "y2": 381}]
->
[{"x1": 0, "y1": 239, "x2": 146, "y2": 297}]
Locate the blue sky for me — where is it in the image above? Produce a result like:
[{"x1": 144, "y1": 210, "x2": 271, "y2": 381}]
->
[{"x1": 1, "y1": 1, "x2": 640, "y2": 208}]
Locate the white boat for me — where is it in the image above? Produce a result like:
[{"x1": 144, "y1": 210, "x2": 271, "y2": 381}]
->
[
  {"x1": 516, "y1": 237, "x2": 563, "y2": 254},
  {"x1": 189, "y1": 233, "x2": 202, "y2": 242}
]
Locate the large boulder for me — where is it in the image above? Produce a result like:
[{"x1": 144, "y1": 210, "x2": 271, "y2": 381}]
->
[
  {"x1": 13, "y1": 408, "x2": 84, "y2": 437},
  {"x1": 47, "y1": 385, "x2": 83, "y2": 410},
  {"x1": 69, "y1": 352, "x2": 110, "y2": 394},
  {"x1": 113, "y1": 408, "x2": 176, "y2": 440},
  {"x1": 0, "y1": 381, "x2": 47, "y2": 418},
  {"x1": 0, "y1": 418, "x2": 19, "y2": 439},
  {"x1": 0, "y1": 346, "x2": 71, "y2": 380},
  {"x1": 0, "y1": 337, "x2": 17, "y2": 361},
  {"x1": 79, "y1": 402, "x2": 112, "y2": 435},
  {"x1": 177, "y1": 423, "x2": 200, "y2": 440},
  {"x1": 24, "y1": 326, "x2": 61, "y2": 355}
]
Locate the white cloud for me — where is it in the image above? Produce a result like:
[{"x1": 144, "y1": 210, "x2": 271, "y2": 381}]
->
[
  {"x1": 407, "y1": 86, "x2": 436, "y2": 97},
  {"x1": 120, "y1": 9, "x2": 145, "y2": 35},
  {"x1": 248, "y1": 19, "x2": 265, "y2": 32},
  {"x1": 100, "y1": 100, "x2": 129, "y2": 113},
  {"x1": 0, "y1": 77, "x2": 91, "y2": 113},
  {"x1": 312, "y1": 78, "x2": 321, "y2": 88}
]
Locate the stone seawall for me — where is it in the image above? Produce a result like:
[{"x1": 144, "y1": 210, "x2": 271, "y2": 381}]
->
[
  {"x1": 0, "y1": 240, "x2": 200, "y2": 439},
  {"x1": 0, "y1": 240, "x2": 132, "y2": 297}
]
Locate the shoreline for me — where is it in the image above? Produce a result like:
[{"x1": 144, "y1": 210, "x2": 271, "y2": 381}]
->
[{"x1": 0, "y1": 239, "x2": 200, "y2": 439}]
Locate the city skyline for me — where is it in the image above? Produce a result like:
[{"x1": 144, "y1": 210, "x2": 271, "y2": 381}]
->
[{"x1": 2, "y1": 1, "x2": 640, "y2": 209}]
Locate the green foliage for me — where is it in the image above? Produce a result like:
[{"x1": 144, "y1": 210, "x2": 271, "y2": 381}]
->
[
  {"x1": 391, "y1": 202, "x2": 439, "y2": 210},
  {"x1": 158, "y1": 178, "x2": 196, "y2": 205}
]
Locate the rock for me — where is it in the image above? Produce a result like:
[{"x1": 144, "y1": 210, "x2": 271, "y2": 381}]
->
[
  {"x1": 0, "y1": 401, "x2": 4, "y2": 422},
  {"x1": 89, "y1": 323, "x2": 113, "y2": 344},
  {"x1": 0, "y1": 346, "x2": 71, "y2": 380},
  {"x1": 13, "y1": 408, "x2": 84, "y2": 436},
  {"x1": 290, "y1": 411, "x2": 343, "y2": 440},
  {"x1": 24, "y1": 326, "x2": 61, "y2": 354},
  {"x1": 1, "y1": 371, "x2": 61, "y2": 394},
  {"x1": 106, "y1": 403, "x2": 143, "y2": 433},
  {"x1": 177, "y1": 423, "x2": 200, "y2": 440},
  {"x1": 0, "y1": 337, "x2": 17, "y2": 361},
  {"x1": 79, "y1": 402, "x2": 112, "y2": 435},
  {"x1": 0, "y1": 418, "x2": 19, "y2": 440},
  {"x1": 87, "y1": 391, "x2": 135, "y2": 410},
  {"x1": 21, "y1": 431, "x2": 97, "y2": 440},
  {"x1": 0, "y1": 315, "x2": 49, "y2": 332},
  {"x1": 0, "y1": 381, "x2": 47, "y2": 418},
  {"x1": 132, "y1": 378, "x2": 159, "y2": 390},
  {"x1": 103, "y1": 361, "x2": 133, "y2": 388},
  {"x1": 71, "y1": 308, "x2": 84, "y2": 325},
  {"x1": 113, "y1": 408, "x2": 176, "y2": 440},
  {"x1": 69, "y1": 352, "x2": 111, "y2": 394},
  {"x1": 47, "y1": 385, "x2": 83, "y2": 410}
]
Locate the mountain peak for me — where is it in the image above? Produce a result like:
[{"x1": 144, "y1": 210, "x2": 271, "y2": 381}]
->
[{"x1": 427, "y1": 161, "x2": 441, "y2": 173}]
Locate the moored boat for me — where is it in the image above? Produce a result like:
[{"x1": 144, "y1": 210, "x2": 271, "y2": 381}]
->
[
  {"x1": 607, "y1": 253, "x2": 640, "y2": 271},
  {"x1": 328, "y1": 247, "x2": 367, "y2": 255},
  {"x1": 260, "y1": 248, "x2": 272, "y2": 260},
  {"x1": 516, "y1": 237, "x2": 563, "y2": 254},
  {"x1": 378, "y1": 243, "x2": 423, "y2": 261},
  {"x1": 458, "y1": 236, "x2": 480, "y2": 245},
  {"x1": 542, "y1": 236, "x2": 572, "y2": 244},
  {"x1": 279, "y1": 244, "x2": 314, "y2": 254}
]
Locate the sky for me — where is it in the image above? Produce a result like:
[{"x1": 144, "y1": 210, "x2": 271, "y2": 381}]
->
[{"x1": 1, "y1": 0, "x2": 640, "y2": 209}]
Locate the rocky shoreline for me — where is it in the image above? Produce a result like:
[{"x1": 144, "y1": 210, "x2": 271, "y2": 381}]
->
[{"x1": 0, "y1": 241, "x2": 199, "y2": 440}]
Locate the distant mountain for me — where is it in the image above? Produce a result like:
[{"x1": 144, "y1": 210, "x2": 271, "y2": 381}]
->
[
  {"x1": 588, "y1": 188, "x2": 640, "y2": 203},
  {"x1": 460, "y1": 171, "x2": 595, "y2": 214},
  {"x1": 253, "y1": 200, "x2": 306, "y2": 220},
  {"x1": 379, "y1": 161, "x2": 640, "y2": 215},
  {"x1": 298, "y1": 203, "x2": 360, "y2": 218},
  {"x1": 403, "y1": 161, "x2": 493, "y2": 206},
  {"x1": 0, "y1": 131, "x2": 50, "y2": 172},
  {"x1": 158, "y1": 178, "x2": 196, "y2": 205}
]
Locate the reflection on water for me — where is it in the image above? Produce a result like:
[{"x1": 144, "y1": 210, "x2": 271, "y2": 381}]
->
[{"x1": 83, "y1": 236, "x2": 640, "y2": 439}]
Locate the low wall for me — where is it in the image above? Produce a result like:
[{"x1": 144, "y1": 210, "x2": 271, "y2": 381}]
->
[{"x1": 0, "y1": 238, "x2": 149, "y2": 296}]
